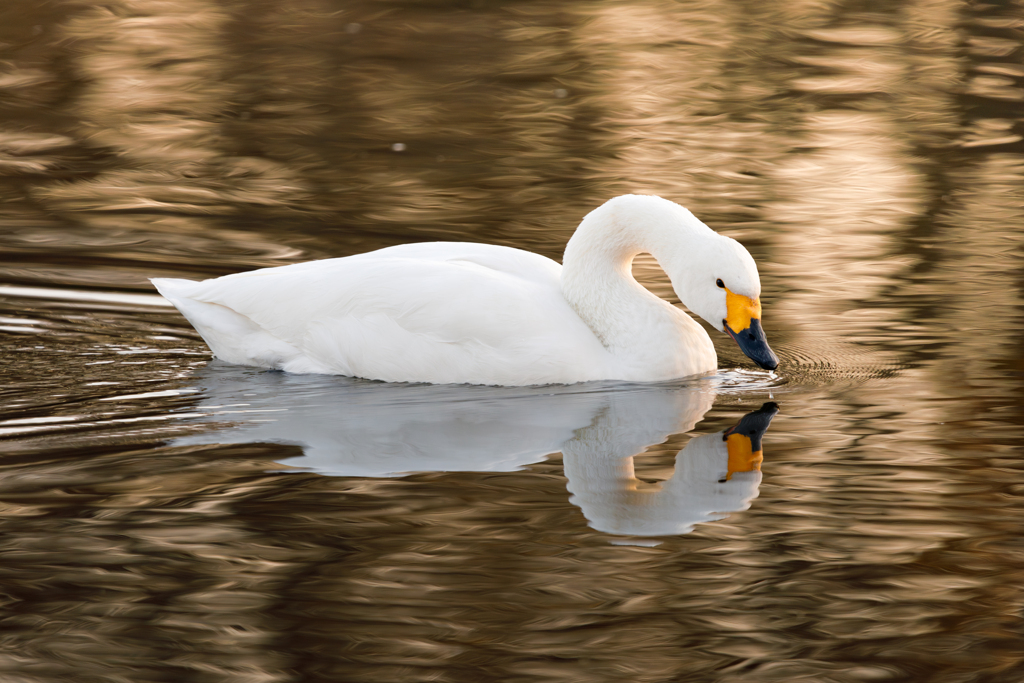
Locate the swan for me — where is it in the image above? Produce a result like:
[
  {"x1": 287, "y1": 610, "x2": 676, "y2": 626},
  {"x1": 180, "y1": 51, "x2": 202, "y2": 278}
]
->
[{"x1": 152, "y1": 194, "x2": 778, "y2": 385}]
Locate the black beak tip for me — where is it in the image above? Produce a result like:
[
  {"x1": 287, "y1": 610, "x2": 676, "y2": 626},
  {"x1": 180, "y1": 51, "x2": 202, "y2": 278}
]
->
[{"x1": 728, "y1": 319, "x2": 779, "y2": 372}]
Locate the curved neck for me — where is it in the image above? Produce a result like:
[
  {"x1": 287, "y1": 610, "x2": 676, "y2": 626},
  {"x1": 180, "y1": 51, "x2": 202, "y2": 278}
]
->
[{"x1": 560, "y1": 196, "x2": 713, "y2": 353}]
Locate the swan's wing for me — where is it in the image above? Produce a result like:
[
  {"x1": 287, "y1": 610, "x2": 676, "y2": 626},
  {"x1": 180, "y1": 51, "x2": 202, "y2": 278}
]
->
[{"x1": 154, "y1": 243, "x2": 610, "y2": 384}]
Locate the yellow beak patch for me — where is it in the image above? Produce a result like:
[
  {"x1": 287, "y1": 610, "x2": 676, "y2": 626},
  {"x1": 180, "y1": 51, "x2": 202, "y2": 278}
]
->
[
  {"x1": 725, "y1": 432, "x2": 763, "y2": 481},
  {"x1": 724, "y1": 287, "x2": 762, "y2": 333}
]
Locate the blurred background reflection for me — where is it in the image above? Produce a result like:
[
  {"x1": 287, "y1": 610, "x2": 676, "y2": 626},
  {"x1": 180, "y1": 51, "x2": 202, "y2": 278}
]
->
[{"x1": 2, "y1": 0, "x2": 1024, "y2": 681}]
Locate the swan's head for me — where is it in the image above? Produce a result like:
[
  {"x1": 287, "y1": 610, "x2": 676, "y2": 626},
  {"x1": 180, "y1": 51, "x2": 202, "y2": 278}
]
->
[
  {"x1": 566, "y1": 194, "x2": 779, "y2": 371},
  {"x1": 672, "y1": 227, "x2": 779, "y2": 371}
]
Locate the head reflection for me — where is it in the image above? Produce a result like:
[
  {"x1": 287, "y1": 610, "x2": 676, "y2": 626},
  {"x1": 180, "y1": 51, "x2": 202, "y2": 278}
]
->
[{"x1": 177, "y1": 364, "x2": 778, "y2": 537}]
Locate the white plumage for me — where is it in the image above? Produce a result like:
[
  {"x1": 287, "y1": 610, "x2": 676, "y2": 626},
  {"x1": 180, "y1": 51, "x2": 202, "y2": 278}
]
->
[{"x1": 153, "y1": 194, "x2": 768, "y2": 385}]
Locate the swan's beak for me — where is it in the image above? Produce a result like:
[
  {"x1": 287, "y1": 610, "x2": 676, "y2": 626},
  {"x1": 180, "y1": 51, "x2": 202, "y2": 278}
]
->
[
  {"x1": 722, "y1": 402, "x2": 779, "y2": 480},
  {"x1": 723, "y1": 289, "x2": 779, "y2": 371}
]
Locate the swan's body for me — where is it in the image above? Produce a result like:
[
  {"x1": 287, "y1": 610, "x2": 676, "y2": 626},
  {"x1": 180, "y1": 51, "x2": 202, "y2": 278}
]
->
[{"x1": 153, "y1": 195, "x2": 777, "y2": 385}]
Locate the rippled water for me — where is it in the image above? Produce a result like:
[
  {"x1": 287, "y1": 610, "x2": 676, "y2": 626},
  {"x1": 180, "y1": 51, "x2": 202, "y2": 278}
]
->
[{"x1": 2, "y1": 0, "x2": 1024, "y2": 681}]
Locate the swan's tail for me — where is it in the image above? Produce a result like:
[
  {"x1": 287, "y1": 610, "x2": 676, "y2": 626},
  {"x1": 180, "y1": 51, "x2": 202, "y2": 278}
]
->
[
  {"x1": 150, "y1": 277, "x2": 303, "y2": 370},
  {"x1": 151, "y1": 277, "x2": 203, "y2": 306}
]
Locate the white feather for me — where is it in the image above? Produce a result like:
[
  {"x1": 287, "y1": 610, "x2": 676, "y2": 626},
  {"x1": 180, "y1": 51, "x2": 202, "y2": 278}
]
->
[{"x1": 153, "y1": 195, "x2": 764, "y2": 385}]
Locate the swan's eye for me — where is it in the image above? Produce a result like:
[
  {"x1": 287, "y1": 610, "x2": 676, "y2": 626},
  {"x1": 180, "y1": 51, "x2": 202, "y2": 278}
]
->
[{"x1": 716, "y1": 279, "x2": 725, "y2": 288}]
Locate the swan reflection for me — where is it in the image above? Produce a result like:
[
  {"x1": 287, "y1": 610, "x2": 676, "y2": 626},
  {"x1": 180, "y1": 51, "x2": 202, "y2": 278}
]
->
[{"x1": 176, "y1": 364, "x2": 777, "y2": 536}]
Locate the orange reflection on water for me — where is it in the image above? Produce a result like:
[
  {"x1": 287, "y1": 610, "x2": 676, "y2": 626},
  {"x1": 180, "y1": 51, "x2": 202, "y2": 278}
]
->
[{"x1": 1, "y1": 0, "x2": 1024, "y2": 681}]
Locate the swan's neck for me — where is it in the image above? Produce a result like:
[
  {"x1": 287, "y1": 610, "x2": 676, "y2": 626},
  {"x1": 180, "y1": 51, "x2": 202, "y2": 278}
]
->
[{"x1": 560, "y1": 196, "x2": 715, "y2": 376}]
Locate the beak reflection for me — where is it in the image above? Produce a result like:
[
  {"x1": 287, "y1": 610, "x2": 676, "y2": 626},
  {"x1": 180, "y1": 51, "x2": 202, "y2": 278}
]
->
[{"x1": 722, "y1": 401, "x2": 779, "y2": 482}]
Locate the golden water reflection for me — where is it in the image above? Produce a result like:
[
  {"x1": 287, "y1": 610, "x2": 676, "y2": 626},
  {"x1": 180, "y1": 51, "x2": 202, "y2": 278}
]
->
[{"x1": 2, "y1": 0, "x2": 1024, "y2": 680}]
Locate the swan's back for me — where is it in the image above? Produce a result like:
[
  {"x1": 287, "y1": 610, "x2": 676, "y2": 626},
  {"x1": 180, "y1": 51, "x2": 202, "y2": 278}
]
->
[{"x1": 153, "y1": 242, "x2": 611, "y2": 385}]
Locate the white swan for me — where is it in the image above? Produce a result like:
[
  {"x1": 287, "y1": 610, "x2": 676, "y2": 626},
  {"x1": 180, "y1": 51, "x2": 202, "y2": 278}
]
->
[{"x1": 152, "y1": 194, "x2": 778, "y2": 385}]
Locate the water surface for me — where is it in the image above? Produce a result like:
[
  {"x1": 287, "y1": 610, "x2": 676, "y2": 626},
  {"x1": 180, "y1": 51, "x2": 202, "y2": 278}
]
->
[{"x1": 2, "y1": 1, "x2": 1024, "y2": 681}]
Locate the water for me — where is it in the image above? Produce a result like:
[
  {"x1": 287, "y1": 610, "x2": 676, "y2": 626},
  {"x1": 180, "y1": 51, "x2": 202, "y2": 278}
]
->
[{"x1": 2, "y1": 0, "x2": 1024, "y2": 681}]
